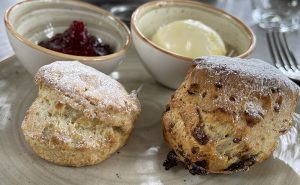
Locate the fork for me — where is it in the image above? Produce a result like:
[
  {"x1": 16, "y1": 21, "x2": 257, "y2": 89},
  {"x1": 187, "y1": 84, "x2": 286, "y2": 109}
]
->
[{"x1": 266, "y1": 31, "x2": 300, "y2": 82}]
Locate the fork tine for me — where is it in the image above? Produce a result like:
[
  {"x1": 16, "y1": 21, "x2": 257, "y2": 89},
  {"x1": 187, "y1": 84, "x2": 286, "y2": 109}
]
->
[
  {"x1": 267, "y1": 31, "x2": 300, "y2": 82},
  {"x1": 266, "y1": 31, "x2": 287, "y2": 72},
  {"x1": 280, "y1": 32, "x2": 300, "y2": 70},
  {"x1": 272, "y1": 31, "x2": 294, "y2": 72},
  {"x1": 277, "y1": 32, "x2": 296, "y2": 71}
]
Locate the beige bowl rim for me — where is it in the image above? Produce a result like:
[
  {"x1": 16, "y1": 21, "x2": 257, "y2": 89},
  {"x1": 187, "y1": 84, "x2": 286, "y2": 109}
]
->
[
  {"x1": 4, "y1": 0, "x2": 131, "y2": 61},
  {"x1": 131, "y1": 0, "x2": 256, "y2": 62}
]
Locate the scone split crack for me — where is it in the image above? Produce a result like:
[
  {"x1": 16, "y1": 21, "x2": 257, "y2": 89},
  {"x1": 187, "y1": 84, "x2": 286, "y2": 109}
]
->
[
  {"x1": 162, "y1": 56, "x2": 299, "y2": 174},
  {"x1": 22, "y1": 61, "x2": 141, "y2": 167}
]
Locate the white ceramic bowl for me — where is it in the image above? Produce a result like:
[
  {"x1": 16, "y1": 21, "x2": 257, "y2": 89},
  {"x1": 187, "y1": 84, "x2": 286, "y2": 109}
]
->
[
  {"x1": 131, "y1": 0, "x2": 256, "y2": 89},
  {"x1": 4, "y1": 0, "x2": 131, "y2": 75}
]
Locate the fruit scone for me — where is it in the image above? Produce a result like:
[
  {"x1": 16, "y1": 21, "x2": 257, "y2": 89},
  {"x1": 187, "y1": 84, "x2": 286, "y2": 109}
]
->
[
  {"x1": 162, "y1": 56, "x2": 299, "y2": 174},
  {"x1": 22, "y1": 61, "x2": 141, "y2": 167}
]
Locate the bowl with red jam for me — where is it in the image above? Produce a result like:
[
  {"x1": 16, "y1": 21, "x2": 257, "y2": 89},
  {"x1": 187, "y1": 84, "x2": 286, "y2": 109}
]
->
[{"x1": 4, "y1": 0, "x2": 131, "y2": 75}]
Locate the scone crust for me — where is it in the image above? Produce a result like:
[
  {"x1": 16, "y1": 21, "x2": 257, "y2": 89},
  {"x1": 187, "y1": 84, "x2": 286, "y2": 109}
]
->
[
  {"x1": 34, "y1": 61, "x2": 140, "y2": 123},
  {"x1": 162, "y1": 56, "x2": 299, "y2": 174},
  {"x1": 22, "y1": 61, "x2": 141, "y2": 167}
]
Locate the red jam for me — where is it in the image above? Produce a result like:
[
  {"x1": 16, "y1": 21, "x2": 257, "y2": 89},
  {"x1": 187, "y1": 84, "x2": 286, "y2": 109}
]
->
[{"x1": 38, "y1": 21, "x2": 112, "y2": 56}]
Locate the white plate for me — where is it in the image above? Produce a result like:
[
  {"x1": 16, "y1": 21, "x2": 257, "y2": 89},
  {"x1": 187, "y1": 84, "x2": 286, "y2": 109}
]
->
[{"x1": 0, "y1": 47, "x2": 299, "y2": 185}]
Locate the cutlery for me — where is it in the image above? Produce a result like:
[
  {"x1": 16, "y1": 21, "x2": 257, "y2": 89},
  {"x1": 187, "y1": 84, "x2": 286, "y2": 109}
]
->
[{"x1": 266, "y1": 31, "x2": 300, "y2": 82}]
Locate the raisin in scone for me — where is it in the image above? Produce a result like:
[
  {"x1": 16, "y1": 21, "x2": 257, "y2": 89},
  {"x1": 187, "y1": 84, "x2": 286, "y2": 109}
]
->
[
  {"x1": 162, "y1": 56, "x2": 299, "y2": 174},
  {"x1": 22, "y1": 61, "x2": 141, "y2": 167}
]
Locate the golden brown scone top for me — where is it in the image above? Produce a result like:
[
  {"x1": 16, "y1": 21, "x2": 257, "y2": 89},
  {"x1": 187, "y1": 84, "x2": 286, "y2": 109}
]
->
[
  {"x1": 35, "y1": 61, "x2": 140, "y2": 121},
  {"x1": 162, "y1": 56, "x2": 299, "y2": 174},
  {"x1": 189, "y1": 56, "x2": 299, "y2": 115}
]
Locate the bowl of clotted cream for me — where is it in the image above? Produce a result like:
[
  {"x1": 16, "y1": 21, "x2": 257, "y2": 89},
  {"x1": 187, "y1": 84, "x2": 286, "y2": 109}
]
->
[{"x1": 131, "y1": 0, "x2": 256, "y2": 89}]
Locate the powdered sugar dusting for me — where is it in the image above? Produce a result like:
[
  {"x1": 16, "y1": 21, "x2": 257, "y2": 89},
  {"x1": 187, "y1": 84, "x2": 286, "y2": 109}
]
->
[
  {"x1": 34, "y1": 61, "x2": 140, "y2": 120},
  {"x1": 194, "y1": 56, "x2": 299, "y2": 93},
  {"x1": 188, "y1": 56, "x2": 299, "y2": 117}
]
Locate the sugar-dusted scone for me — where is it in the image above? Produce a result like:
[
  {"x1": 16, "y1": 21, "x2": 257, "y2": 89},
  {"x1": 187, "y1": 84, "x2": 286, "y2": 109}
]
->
[
  {"x1": 22, "y1": 61, "x2": 141, "y2": 167},
  {"x1": 162, "y1": 56, "x2": 299, "y2": 174}
]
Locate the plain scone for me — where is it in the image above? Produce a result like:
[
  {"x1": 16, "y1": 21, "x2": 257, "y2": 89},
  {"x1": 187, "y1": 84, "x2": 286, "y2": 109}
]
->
[
  {"x1": 162, "y1": 56, "x2": 299, "y2": 174},
  {"x1": 22, "y1": 61, "x2": 141, "y2": 167}
]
